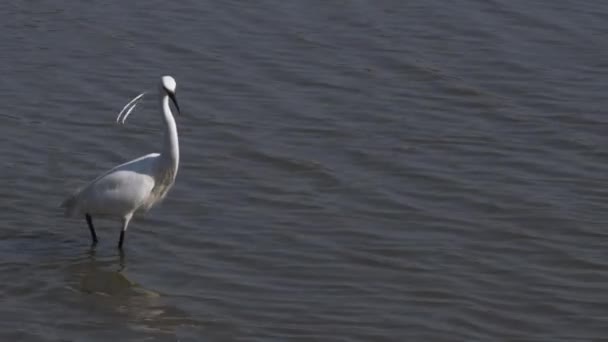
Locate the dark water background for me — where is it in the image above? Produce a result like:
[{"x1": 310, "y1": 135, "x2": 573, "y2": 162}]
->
[{"x1": 1, "y1": 1, "x2": 608, "y2": 340}]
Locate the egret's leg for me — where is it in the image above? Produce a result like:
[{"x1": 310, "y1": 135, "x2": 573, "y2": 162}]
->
[
  {"x1": 118, "y1": 214, "x2": 133, "y2": 249},
  {"x1": 85, "y1": 214, "x2": 98, "y2": 244}
]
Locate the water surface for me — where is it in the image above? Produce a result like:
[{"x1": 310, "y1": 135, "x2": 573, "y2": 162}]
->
[{"x1": 1, "y1": 1, "x2": 608, "y2": 340}]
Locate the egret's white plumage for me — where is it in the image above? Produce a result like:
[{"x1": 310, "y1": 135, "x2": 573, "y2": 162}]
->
[{"x1": 62, "y1": 75, "x2": 181, "y2": 249}]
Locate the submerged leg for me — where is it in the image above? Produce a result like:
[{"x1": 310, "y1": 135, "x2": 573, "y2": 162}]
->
[
  {"x1": 118, "y1": 214, "x2": 133, "y2": 249},
  {"x1": 85, "y1": 213, "x2": 98, "y2": 244}
]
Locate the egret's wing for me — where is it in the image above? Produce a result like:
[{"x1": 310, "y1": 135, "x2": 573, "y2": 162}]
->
[
  {"x1": 87, "y1": 153, "x2": 160, "y2": 186},
  {"x1": 78, "y1": 154, "x2": 160, "y2": 214}
]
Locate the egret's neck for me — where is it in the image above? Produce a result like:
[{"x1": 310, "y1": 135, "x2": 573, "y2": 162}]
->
[{"x1": 160, "y1": 94, "x2": 179, "y2": 176}]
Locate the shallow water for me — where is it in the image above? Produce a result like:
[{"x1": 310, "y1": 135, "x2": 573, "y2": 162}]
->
[{"x1": 1, "y1": 1, "x2": 608, "y2": 340}]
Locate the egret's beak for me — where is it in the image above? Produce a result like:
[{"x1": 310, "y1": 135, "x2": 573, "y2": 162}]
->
[{"x1": 169, "y1": 92, "x2": 180, "y2": 115}]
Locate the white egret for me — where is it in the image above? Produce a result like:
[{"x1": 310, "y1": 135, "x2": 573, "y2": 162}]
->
[{"x1": 61, "y1": 75, "x2": 181, "y2": 249}]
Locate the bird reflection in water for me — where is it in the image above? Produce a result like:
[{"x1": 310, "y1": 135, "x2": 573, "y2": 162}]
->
[
  {"x1": 70, "y1": 248, "x2": 199, "y2": 335},
  {"x1": 78, "y1": 248, "x2": 135, "y2": 295},
  {"x1": 76, "y1": 248, "x2": 160, "y2": 298}
]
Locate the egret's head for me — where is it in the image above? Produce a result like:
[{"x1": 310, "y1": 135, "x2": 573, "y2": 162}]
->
[
  {"x1": 161, "y1": 75, "x2": 180, "y2": 115},
  {"x1": 161, "y1": 75, "x2": 177, "y2": 94}
]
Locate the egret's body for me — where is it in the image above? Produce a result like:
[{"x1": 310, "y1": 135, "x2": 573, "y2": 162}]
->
[{"x1": 62, "y1": 76, "x2": 181, "y2": 249}]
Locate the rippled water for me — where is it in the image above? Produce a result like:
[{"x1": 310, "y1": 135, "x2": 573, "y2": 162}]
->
[{"x1": 1, "y1": 0, "x2": 608, "y2": 340}]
